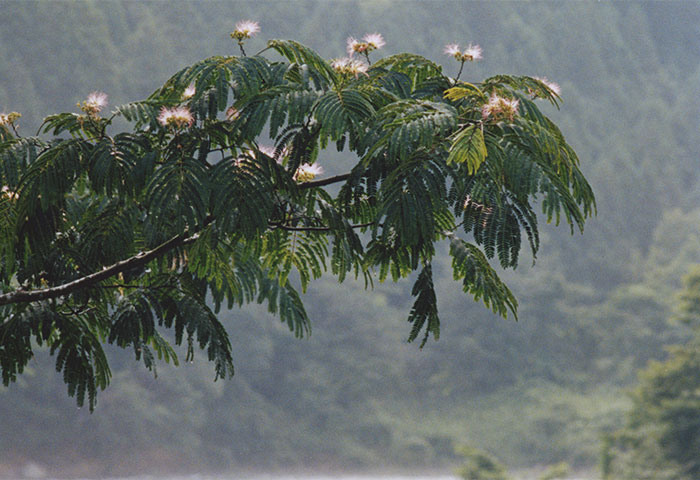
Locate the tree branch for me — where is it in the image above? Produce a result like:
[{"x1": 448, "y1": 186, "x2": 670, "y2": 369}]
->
[
  {"x1": 0, "y1": 230, "x2": 202, "y2": 307},
  {"x1": 298, "y1": 173, "x2": 351, "y2": 189},
  {"x1": 0, "y1": 207, "x2": 373, "y2": 307},
  {"x1": 0, "y1": 166, "x2": 359, "y2": 308}
]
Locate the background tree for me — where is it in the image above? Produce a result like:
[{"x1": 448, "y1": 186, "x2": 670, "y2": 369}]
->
[
  {"x1": 0, "y1": 24, "x2": 594, "y2": 410},
  {"x1": 604, "y1": 266, "x2": 700, "y2": 480},
  {"x1": 456, "y1": 445, "x2": 511, "y2": 480}
]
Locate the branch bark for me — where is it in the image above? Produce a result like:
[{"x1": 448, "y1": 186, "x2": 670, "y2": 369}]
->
[
  {"x1": 0, "y1": 230, "x2": 201, "y2": 307},
  {"x1": 298, "y1": 173, "x2": 351, "y2": 189}
]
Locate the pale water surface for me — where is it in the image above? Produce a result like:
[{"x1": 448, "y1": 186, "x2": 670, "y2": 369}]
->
[{"x1": 10, "y1": 475, "x2": 593, "y2": 480}]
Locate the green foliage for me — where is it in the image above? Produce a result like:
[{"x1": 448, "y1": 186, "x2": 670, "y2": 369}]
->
[
  {"x1": 605, "y1": 267, "x2": 700, "y2": 479},
  {"x1": 0, "y1": 26, "x2": 593, "y2": 412},
  {"x1": 447, "y1": 124, "x2": 487, "y2": 173},
  {"x1": 407, "y1": 264, "x2": 440, "y2": 347},
  {"x1": 675, "y1": 265, "x2": 700, "y2": 327},
  {"x1": 538, "y1": 462, "x2": 570, "y2": 480},
  {"x1": 455, "y1": 445, "x2": 510, "y2": 480},
  {"x1": 448, "y1": 234, "x2": 518, "y2": 318}
]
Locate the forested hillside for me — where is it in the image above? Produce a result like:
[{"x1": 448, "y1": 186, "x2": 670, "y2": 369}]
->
[{"x1": 1, "y1": 1, "x2": 699, "y2": 477}]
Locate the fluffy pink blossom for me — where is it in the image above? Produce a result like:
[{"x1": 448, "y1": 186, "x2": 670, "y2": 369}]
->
[
  {"x1": 346, "y1": 37, "x2": 362, "y2": 56},
  {"x1": 463, "y1": 44, "x2": 482, "y2": 61},
  {"x1": 444, "y1": 43, "x2": 482, "y2": 62},
  {"x1": 0, "y1": 112, "x2": 20, "y2": 127},
  {"x1": 350, "y1": 60, "x2": 369, "y2": 75},
  {"x1": 86, "y1": 92, "x2": 108, "y2": 109},
  {"x1": 80, "y1": 91, "x2": 108, "y2": 116},
  {"x1": 443, "y1": 43, "x2": 461, "y2": 57},
  {"x1": 331, "y1": 57, "x2": 369, "y2": 77},
  {"x1": 533, "y1": 76, "x2": 561, "y2": 96},
  {"x1": 294, "y1": 163, "x2": 323, "y2": 183},
  {"x1": 481, "y1": 94, "x2": 520, "y2": 122},
  {"x1": 347, "y1": 33, "x2": 385, "y2": 57},
  {"x1": 158, "y1": 106, "x2": 194, "y2": 129},
  {"x1": 1, "y1": 185, "x2": 17, "y2": 201},
  {"x1": 182, "y1": 84, "x2": 196, "y2": 100},
  {"x1": 331, "y1": 57, "x2": 352, "y2": 70},
  {"x1": 232, "y1": 20, "x2": 260, "y2": 39},
  {"x1": 362, "y1": 33, "x2": 385, "y2": 50}
]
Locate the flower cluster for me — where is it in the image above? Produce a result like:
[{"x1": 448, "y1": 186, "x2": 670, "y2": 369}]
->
[
  {"x1": 1, "y1": 185, "x2": 17, "y2": 201},
  {"x1": 444, "y1": 43, "x2": 482, "y2": 62},
  {"x1": 346, "y1": 33, "x2": 385, "y2": 57},
  {"x1": 0, "y1": 111, "x2": 21, "y2": 127},
  {"x1": 158, "y1": 106, "x2": 194, "y2": 129},
  {"x1": 78, "y1": 91, "x2": 108, "y2": 117},
  {"x1": 230, "y1": 20, "x2": 260, "y2": 41},
  {"x1": 182, "y1": 84, "x2": 196, "y2": 100},
  {"x1": 331, "y1": 57, "x2": 369, "y2": 77},
  {"x1": 293, "y1": 163, "x2": 323, "y2": 183},
  {"x1": 481, "y1": 94, "x2": 520, "y2": 122},
  {"x1": 532, "y1": 76, "x2": 561, "y2": 97}
]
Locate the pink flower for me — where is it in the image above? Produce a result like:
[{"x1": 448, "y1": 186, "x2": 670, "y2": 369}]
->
[
  {"x1": 331, "y1": 57, "x2": 352, "y2": 70},
  {"x1": 158, "y1": 106, "x2": 194, "y2": 129},
  {"x1": 463, "y1": 44, "x2": 482, "y2": 61},
  {"x1": 80, "y1": 91, "x2": 108, "y2": 116},
  {"x1": 0, "y1": 112, "x2": 20, "y2": 127},
  {"x1": 233, "y1": 20, "x2": 260, "y2": 38},
  {"x1": 293, "y1": 163, "x2": 323, "y2": 182},
  {"x1": 1, "y1": 185, "x2": 17, "y2": 201},
  {"x1": 331, "y1": 57, "x2": 369, "y2": 77},
  {"x1": 347, "y1": 33, "x2": 385, "y2": 57},
  {"x1": 481, "y1": 94, "x2": 520, "y2": 122},
  {"x1": 346, "y1": 37, "x2": 362, "y2": 56},
  {"x1": 533, "y1": 76, "x2": 561, "y2": 96},
  {"x1": 231, "y1": 20, "x2": 260, "y2": 42},
  {"x1": 444, "y1": 43, "x2": 461, "y2": 57},
  {"x1": 362, "y1": 33, "x2": 385, "y2": 50},
  {"x1": 86, "y1": 92, "x2": 108, "y2": 109},
  {"x1": 182, "y1": 84, "x2": 196, "y2": 100},
  {"x1": 444, "y1": 43, "x2": 482, "y2": 62},
  {"x1": 349, "y1": 60, "x2": 369, "y2": 75}
]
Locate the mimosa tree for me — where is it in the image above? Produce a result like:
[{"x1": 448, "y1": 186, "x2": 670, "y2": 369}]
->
[{"x1": 0, "y1": 23, "x2": 595, "y2": 409}]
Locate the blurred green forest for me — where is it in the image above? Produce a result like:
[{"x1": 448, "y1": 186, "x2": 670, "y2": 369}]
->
[
  {"x1": 1, "y1": 0, "x2": 699, "y2": 476},
  {"x1": 604, "y1": 267, "x2": 700, "y2": 480}
]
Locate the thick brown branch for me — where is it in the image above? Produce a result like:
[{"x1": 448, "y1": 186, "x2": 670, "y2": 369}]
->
[
  {"x1": 298, "y1": 173, "x2": 351, "y2": 189},
  {"x1": 0, "y1": 230, "x2": 201, "y2": 307}
]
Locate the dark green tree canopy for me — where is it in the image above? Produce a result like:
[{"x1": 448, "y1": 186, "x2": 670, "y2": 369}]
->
[{"x1": 0, "y1": 28, "x2": 594, "y2": 410}]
